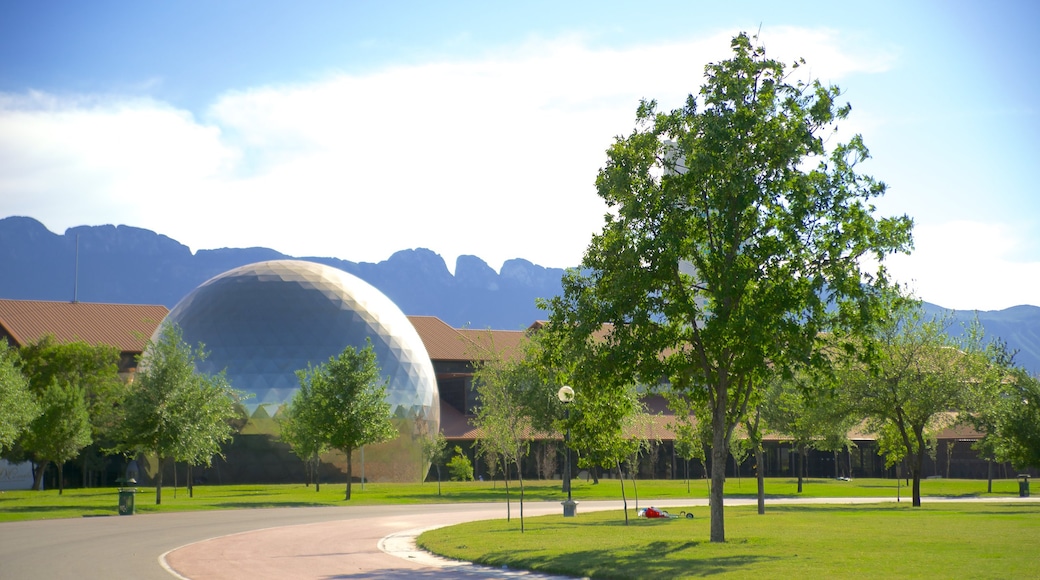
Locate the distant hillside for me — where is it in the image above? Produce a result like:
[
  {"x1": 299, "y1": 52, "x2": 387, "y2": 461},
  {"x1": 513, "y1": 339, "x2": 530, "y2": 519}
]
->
[
  {"x1": 0, "y1": 216, "x2": 564, "y2": 330},
  {"x1": 2, "y1": 215, "x2": 1038, "y2": 374}
]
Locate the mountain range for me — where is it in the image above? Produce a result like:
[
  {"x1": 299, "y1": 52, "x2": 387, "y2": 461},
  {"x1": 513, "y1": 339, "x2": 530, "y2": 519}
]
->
[{"x1": 2, "y1": 215, "x2": 1038, "y2": 374}]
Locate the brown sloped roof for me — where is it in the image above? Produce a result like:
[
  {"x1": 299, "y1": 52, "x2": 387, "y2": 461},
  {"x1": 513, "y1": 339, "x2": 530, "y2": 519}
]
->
[
  {"x1": 0, "y1": 299, "x2": 168, "y2": 352},
  {"x1": 458, "y1": 328, "x2": 527, "y2": 362},
  {"x1": 407, "y1": 315, "x2": 530, "y2": 362},
  {"x1": 407, "y1": 315, "x2": 478, "y2": 360}
]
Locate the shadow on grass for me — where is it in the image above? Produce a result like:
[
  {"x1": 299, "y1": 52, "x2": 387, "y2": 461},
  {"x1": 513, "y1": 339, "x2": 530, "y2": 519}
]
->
[{"x1": 475, "y1": 545, "x2": 782, "y2": 579}]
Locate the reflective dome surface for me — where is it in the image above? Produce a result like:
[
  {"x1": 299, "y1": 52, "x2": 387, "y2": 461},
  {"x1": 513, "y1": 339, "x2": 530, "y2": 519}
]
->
[{"x1": 157, "y1": 259, "x2": 439, "y2": 482}]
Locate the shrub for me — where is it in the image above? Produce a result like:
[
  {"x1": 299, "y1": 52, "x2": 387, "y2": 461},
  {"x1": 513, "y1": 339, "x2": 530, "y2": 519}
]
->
[{"x1": 448, "y1": 446, "x2": 474, "y2": 481}]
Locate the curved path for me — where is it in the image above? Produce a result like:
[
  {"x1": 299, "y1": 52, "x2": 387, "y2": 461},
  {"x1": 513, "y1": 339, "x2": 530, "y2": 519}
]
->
[{"x1": 3, "y1": 496, "x2": 1036, "y2": 579}]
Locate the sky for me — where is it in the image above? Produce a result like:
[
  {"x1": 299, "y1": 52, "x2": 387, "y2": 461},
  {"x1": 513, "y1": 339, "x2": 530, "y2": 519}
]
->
[{"x1": 1, "y1": 1, "x2": 1037, "y2": 311}]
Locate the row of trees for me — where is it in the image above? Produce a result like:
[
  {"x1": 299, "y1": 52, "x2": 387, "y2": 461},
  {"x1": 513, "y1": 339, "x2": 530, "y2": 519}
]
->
[
  {"x1": 0, "y1": 325, "x2": 245, "y2": 503},
  {"x1": 0, "y1": 324, "x2": 405, "y2": 505}
]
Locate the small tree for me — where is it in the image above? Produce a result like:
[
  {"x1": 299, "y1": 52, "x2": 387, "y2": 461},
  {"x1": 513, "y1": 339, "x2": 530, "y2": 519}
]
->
[
  {"x1": 22, "y1": 381, "x2": 91, "y2": 494},
  {"x1": 115, "y1": 324, "x2": 244, "y2": 505},
  {"x1": 472, "y1": 346, "x2": 534, "y2": 531},
  {"x1": 420, "y1": 432, "x2": 448, "y2": 495},
  {"x1": 280, "y1": 389, "x2": 329, "y2": 491},
  {"x1": 287, "y1": 341, "x2": 397, "y2": 500}
]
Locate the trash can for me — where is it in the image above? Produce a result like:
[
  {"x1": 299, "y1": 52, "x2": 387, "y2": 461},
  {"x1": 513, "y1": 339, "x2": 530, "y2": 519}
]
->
[
  {"x1": 562, "y1": 499, "x2": 578, "y2": 517},
  {"x1": 1019, "y1": 474, "x2": 1030, "y2": 498},
  {"x1": 118, "y1": 489, "x2": 136, "y2": 515},
  {"x1": 117, "y1": 477, "x2": 137, "y2": 515}
]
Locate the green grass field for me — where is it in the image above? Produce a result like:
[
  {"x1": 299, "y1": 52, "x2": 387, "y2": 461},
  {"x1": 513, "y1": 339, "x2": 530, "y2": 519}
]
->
[
  {"x1": 2, "y1": 477, "x2": 1035, "y2": 578},
  {"x1": 417, "y1": 501, "x2": 1040, "y2": 579},
  {"x1": 0, "y1": 476, "x2": 1026, "y2": 522}
]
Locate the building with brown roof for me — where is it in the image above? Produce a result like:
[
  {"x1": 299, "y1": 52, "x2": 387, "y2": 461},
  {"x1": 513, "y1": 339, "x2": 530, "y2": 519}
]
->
[
  {"x1": 0, "y1": 299, "x2": 168, "y2": 375},
  {"x1": 0, "y1": 297, "x2": 1014, "y2": 485}
]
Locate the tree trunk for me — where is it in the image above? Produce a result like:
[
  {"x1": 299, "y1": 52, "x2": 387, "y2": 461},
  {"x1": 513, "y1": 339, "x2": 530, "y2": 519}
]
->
[
  {"x1": 188, "y1": 464, "x2": 194, "y2": 498},
  {"x1": 709, "y1": 403, "x2": 728, "y2": 543},
  {"x1": 796, "y1": 447, "x2": 803, "y2": 493},
  {"x1": 987, "y1": 457, "x2": 993, "y2": 493},
  {"x1": 631, "y1": 464, "x2": 639, "y2": 511},
  {"x1": 345, "y1": 448, "x2": 353, "y2": 500},
  {"x1": 518, "y1": 467, "x2": 525, "y2": 533},
  {"x1": 156, "y1": 456, "x2": 164, "y2": 505},
  {"x1": 32, "y1": 460, "x2": 49, "y2": 491},
  {"x1": 911, "y1": 429, "x2": 926, "y2": 507},
  {"x1": 617, "y1": 460, "x2": 629, "y2": 526},
  {"x1": 504, "y1": 472, "x2": 511, "y2": 521},
  {"x1": 912, "y1": 448, "x2": 923, "y2": 507},
  {"x1": 57, "y1": 462, "x2": 64, "y2": 495},
  {"x1": 756, "y1": 445, "x2": 765, "y2": 515}
]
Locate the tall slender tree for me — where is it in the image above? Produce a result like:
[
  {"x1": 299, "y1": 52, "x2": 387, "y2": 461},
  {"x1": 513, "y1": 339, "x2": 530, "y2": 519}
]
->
[{"x1": 543, "y1": 33, "x2": 912, "y2": 541}]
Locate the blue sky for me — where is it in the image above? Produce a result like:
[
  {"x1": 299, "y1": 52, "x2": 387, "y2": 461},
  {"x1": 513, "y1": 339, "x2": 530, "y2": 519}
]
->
[{"x1": 1, "y1": 1, "x2": 1037, "y2": 310}]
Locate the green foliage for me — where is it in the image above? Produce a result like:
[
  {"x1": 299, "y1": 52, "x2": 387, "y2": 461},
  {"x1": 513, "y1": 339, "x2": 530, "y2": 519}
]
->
[
  {"x1": 18, "y1": 336, "x2": 124, "y2": 441},
  {"x1": 279, "y1": 384, "x2": 329, "y2": 489},
  {"x1": 839, "y1": 301, "x2": 985, "y2": 506},
  {"x1": 447, "y1": 446, "x2": 474, "y2": 481},
  {"x1": 966, "y1": 337, "x2": 1040, "y2": 470},
  {"x1": 286, "y1": 340, "x2": 397, "y2": 500},
  {"x1": 420, "y1": 432, "x2": 448, "y2": 492},
  {"x1": 13, "y1": 336, "x2": 124, "y2": 489},
  {"x1": 0, "y1": 342, "x2": 38, "y2": 454},
  {"x1": 22, "y1": 380, "x2": 91, "y2": 493},
  {"x1": 471, "y1": 332, "x2": 545, "y2": 529},
  {"x1": 542, "y1": 32, "x2": 912, "y2": 542},
  {"x1": 115, "y1": 323, "x2": 244, "y2": 504}
]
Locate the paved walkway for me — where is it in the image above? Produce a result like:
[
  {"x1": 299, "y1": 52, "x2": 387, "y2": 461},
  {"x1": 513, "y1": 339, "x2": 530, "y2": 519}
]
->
[
  {"x1": 161, "y1": 496, "x2": 1040, "y2": 579},
  {"x1": 3, "y1": 495, "x2": 1035, "y2": 579}
]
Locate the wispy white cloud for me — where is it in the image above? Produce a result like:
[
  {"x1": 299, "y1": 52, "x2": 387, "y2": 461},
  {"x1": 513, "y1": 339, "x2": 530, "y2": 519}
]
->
[
  {"x1": 2, "y1": 27, "x2": 901, "y2": 274},
  {"x1": 885, "y1": 221, "x2": 1040, "y2": 311}
]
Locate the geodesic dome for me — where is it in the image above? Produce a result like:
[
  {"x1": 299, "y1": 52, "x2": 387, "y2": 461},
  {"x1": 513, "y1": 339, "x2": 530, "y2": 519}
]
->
[{"x1": 155, "y1": 259, "x2": 439, "y2": 482}]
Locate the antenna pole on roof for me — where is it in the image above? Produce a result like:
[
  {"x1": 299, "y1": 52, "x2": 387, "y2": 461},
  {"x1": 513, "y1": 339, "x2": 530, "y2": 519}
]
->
[{"x1": 73, "y1": 233, "x2": 79, "y2": 303}]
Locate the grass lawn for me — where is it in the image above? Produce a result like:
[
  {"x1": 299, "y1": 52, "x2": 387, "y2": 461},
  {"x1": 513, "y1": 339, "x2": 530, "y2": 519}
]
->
[
  {"x1": 417, "y1": 501, "x2": 1040, "y2": 579},
  {"x1": 0, "y1": 476, "x2": 1026, "y2": 522}
]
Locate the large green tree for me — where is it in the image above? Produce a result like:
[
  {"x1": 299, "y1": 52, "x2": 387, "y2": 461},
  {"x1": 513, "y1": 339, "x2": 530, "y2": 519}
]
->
[
  {"x1": 543, "y1": 33, "x2": 912, "y2": 542},
  {"x1": 839, "y1": 303, "x2": 981, "y2": 507},
  {"x1": 285, "y1": 341, "x2": 397, "y2": 500},
  {"x1": 115, "y1": 324, "x2": 243, "y2": 505},
  {"x1": 0, "y1": 343, "x2": 38, "y2": 455},
  {"x1": 15, "y1": 337, "x2": 122, "y2": 490}
]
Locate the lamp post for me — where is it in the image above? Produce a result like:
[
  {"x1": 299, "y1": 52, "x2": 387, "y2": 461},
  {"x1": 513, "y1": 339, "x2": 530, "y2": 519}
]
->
[{"x1": 557, "y1": 385, "x2": 576, "y2": 517}]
